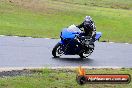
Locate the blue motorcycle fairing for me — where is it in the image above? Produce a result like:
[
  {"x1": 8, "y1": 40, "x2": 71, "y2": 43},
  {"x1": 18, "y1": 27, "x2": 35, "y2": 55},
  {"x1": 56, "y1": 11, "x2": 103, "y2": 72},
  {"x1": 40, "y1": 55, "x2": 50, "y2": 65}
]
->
[
  {"x1": 59, "y1": 32, "x2": 102, "y2": 44},
  {"x1": 95, "y1": 32, "x2": 102, "y2": 40},
  {"x1": 58, "y1": 27, "x2": 102, "y2": 55},
  {"x1": 60, "y1": 28, "x2": 81, "y2": 39},
  {"x1": 59, "y1": 40, "x2": 64, "y2": 44}
]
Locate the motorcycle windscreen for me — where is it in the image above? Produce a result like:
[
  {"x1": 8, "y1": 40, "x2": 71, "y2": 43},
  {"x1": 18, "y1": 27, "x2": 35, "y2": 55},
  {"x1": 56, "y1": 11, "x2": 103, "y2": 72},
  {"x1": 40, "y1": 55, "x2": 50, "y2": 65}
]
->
[
  {"x1": 61, "y1": 28, "x2": 81, "y2": 39},
  {"x1": 95, "y1": 32, "x2": 102, "y2": 40}
]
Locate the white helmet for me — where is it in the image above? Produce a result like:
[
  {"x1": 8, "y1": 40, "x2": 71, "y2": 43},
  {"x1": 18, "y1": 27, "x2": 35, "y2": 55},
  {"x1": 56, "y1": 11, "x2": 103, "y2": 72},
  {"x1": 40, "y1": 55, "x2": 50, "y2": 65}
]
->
[{"x1": 84, "y1": 16, "x2": 92, "y2": 22}]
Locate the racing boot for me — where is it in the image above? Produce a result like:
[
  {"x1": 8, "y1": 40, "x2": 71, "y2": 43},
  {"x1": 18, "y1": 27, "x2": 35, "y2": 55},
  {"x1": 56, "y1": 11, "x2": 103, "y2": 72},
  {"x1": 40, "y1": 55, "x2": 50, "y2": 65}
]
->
[{"x1": 89, "y1": 37, "x2": 95, "y2": 49}]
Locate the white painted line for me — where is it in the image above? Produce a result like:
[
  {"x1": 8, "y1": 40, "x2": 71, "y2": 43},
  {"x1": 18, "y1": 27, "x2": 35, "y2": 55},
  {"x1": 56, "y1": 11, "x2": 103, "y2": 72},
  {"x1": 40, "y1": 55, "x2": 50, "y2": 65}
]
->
[
  {"x1": 0, "y1": 35, "x2": 5, "y2": 37},
  {"x1": 13, "y1": 36, "x2": 18, "y2": 37},
  {"x1": 27, "y1": 37, "x2": 32, "y2": 38},
  {"x1": 0, "y1": 35, "x2": 131, "y2": 45},
  {"x1": 45, "y1": 38, "x2": 50, "y2": 39},
  {"x1": 125, "y1": 43, "x2": 129, "y2": 44},
  {"x1": 109, "y1": 42, "x2": 114, "y2": 43}
]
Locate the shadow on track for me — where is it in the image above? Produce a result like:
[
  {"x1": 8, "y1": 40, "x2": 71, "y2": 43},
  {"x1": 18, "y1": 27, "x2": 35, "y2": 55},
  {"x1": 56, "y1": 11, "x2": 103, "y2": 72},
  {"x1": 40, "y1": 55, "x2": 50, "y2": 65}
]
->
[{"x1": 52, "y1": 57, "x2": 94, "y2": 64}]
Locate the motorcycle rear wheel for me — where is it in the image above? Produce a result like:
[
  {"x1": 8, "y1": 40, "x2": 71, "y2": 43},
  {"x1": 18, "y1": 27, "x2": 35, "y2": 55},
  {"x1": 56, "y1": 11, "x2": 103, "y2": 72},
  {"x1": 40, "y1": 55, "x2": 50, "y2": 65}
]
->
[
  {"x1": 52, "y1": 43, "x2": 63, "y2": 58},
  {"x1": 79, "y1": 52, "x2": 90, "y2": 58},
  {"x1": 79, "y1": 48, "x2": 94, "y2": 58}
]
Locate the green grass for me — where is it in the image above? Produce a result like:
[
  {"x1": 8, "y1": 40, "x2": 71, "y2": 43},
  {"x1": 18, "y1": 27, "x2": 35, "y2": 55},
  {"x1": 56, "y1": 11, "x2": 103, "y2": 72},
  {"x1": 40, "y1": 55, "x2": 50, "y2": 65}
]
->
[
  {"x1": 0, "y1": 68, "x2": 132, "y2": 88},
  {"x1": 52, "y1": 0, "x2": 132, "y2": 10},
  {"x1": 0, "y1": 0, "x2": 132, "y2": 43}
]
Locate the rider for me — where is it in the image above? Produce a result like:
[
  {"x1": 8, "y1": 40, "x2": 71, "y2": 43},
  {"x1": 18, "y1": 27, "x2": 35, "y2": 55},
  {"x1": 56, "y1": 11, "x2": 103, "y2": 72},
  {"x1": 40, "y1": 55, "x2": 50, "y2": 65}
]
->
[{"x1": 77, "y1": 16, "x2": 96, "y2": 49}]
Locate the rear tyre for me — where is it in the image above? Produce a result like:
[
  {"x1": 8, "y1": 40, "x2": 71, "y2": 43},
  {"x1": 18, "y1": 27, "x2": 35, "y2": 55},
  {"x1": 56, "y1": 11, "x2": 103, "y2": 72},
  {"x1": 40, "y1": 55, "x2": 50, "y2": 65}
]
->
[
  {"x1": 79, "y1": 52, "x2": 89, "y2": 58},
  {"x1": 79, "y1": 48, "x2": 94, "y2": 58},
  {"x1": 52, "y1": 43, "x2": 63, "y2": 58}
]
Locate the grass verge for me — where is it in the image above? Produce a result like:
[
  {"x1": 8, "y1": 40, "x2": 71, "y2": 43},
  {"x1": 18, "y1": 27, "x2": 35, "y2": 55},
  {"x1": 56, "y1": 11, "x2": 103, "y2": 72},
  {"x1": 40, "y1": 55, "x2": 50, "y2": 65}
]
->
[
  {"x1": 0, "y1": 68, "x2": 132, "y2": 88},
  {"x1": 0, "y1": 0, "x2": 132, "y2": 43}
]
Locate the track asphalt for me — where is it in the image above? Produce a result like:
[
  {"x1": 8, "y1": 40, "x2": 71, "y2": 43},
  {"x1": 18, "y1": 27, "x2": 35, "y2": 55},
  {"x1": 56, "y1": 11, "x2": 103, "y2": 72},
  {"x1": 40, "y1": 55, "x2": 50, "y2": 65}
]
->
[{"x1": 0, "y1": 36, "x2": 132, "y2": 68}]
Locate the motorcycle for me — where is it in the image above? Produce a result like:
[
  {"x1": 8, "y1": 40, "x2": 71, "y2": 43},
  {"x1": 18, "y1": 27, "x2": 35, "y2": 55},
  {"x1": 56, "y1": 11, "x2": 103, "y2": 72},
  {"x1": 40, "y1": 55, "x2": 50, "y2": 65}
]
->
[{"x1": 52, "y1": 25, "x2": 102, "y2": 59}]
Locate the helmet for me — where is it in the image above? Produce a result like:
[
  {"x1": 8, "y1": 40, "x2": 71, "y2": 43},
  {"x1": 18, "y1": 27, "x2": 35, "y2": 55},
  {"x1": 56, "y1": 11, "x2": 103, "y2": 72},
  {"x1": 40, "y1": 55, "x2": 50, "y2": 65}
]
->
[
  {"x1": 84, "y1": 16, "x2": 93, "y2": 29},
  {"x1": 84, "y1": 16, "x2": 92, "y2": 22}
]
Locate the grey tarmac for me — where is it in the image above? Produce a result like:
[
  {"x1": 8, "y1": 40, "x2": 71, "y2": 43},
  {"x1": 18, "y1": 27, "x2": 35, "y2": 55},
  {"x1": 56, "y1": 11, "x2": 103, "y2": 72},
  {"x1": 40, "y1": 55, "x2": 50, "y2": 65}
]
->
[{"x1": 0, "y1": 36, "x2": 132, "y2": 68}]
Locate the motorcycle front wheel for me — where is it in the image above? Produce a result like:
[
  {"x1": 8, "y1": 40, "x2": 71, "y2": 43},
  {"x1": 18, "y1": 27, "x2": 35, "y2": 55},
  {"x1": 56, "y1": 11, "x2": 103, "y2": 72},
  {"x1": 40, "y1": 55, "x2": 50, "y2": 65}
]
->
[{"x1": 52, "y1": 43, "x2": 64, "y2": 58}]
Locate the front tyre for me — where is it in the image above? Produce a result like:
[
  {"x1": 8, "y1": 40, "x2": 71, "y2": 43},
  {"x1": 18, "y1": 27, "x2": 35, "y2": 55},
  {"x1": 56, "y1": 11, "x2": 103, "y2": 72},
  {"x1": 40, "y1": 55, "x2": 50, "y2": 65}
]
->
[{"x1": 52, "y1": 43, "x2": 63, "y2": 58}]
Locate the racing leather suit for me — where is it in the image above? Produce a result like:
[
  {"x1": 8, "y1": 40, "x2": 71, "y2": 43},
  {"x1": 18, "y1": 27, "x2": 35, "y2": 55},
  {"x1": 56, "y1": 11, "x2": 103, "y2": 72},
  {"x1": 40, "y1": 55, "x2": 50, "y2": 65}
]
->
[{"x1": 77, "y1": 20, "x2": 96, "y2": 49}]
